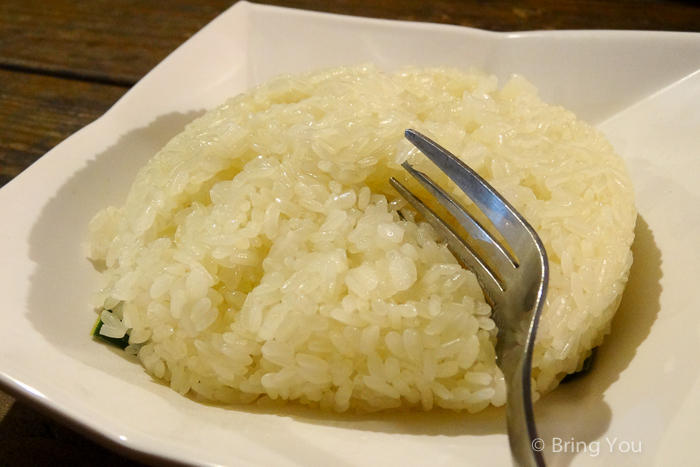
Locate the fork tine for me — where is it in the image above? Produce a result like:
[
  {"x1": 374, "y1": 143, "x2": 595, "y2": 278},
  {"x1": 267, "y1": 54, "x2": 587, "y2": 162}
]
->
[
  {"x1": 400, "y1": 129, "x2": 549, "y2": 467},
  {"x1": 404, "y1": 129, "x2": 529, "y2": 257},
  {"x1": 400, "y1": 160, "x2": 518, "y2": 278},
  {"x1": 389, "y1": 177, "x2": 503, "y2": 300}
]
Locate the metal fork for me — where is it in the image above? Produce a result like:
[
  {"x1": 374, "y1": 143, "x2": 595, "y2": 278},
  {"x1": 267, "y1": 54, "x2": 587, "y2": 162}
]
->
[{"x1": 390, "y1": 129, "x2": 549, "y2": 467}]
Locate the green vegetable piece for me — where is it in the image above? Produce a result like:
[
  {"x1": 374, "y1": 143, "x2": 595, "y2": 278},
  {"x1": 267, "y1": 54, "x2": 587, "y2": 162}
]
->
[{"x1": 91, "y1": 313, "x2": 130, "y2": 350}]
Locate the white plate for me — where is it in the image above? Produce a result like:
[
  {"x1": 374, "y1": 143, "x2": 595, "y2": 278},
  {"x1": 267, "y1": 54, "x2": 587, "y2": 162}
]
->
[{"x1": 1, "y1": 2, "x2": 700, "y2": 466}]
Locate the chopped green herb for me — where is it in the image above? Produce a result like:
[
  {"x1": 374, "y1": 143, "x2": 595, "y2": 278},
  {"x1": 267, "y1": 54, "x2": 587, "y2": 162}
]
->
[{"x1": 91, "y1": 313, "x2": 130, "y2": 350}]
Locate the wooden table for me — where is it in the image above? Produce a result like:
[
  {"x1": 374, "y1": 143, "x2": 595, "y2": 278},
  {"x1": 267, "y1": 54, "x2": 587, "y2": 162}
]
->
[{"x1": 1, "y1": 0, "x2": 699, "y2": 465}]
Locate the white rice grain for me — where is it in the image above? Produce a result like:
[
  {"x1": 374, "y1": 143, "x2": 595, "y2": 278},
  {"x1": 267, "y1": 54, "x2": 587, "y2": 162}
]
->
[{"x1": 89, "y1": 65, "x2": 635, "y2": 412}]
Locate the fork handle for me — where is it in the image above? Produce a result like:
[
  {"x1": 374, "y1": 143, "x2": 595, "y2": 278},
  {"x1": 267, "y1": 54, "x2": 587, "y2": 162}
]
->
[{"x1": 505, "y1": 358, "x2": 546, "y2": 467}]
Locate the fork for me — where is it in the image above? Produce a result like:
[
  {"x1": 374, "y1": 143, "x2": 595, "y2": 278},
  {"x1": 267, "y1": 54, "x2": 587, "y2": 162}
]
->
[{"x1": 390, "y1": 129, "x2": 549, "y2": 467}]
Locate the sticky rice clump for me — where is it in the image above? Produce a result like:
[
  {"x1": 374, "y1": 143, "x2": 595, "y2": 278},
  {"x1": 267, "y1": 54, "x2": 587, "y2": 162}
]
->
[{"x1": 88, "y1": 65, "x2": 636, "y2": 412}]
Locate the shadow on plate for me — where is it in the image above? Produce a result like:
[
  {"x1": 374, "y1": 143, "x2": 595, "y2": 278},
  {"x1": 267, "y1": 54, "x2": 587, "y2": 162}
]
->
[
  {"x1": 26, "y1": 109, "x2": 205, "y2": 350},
  {"x1": 535, "y1": 216, "x2": 662, "y2": 466},
  {"x1": 23, "y1": 111, "x2": 200, "y2": 357}
]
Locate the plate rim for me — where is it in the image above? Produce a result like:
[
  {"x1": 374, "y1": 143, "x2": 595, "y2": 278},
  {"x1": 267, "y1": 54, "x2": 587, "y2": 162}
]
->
[{"x1": 2, "y1": 2, "x2": 700, "y2": 466}]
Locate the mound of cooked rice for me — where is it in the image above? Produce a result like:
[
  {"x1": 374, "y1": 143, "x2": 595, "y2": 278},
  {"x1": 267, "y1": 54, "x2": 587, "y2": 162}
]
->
[{"x1": 88, "y1": 65, "x2": 636, "y2": 412}]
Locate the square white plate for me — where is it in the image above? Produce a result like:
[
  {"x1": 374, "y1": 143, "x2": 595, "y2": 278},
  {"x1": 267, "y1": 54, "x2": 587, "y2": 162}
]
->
[{"x1": 1, "y1": 2, "x2": 700, "y2": 465}]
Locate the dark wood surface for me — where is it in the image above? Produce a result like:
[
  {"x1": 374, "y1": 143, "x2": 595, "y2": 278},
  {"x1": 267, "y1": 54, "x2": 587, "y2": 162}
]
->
[{"x1": 1, "y1": 1, "x2": 699, "y2": 465}]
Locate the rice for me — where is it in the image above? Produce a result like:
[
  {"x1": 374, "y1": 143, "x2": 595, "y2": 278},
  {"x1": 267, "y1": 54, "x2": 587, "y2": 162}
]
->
[{"x1": 88, "y1": 65, "x2": 636, "y2": 412}]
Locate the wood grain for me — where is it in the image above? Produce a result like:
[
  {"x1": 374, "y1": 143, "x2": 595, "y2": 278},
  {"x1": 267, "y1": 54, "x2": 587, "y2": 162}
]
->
[
  {"x1": 0, "y1": 69, "x2": 127, "y2": 187},
  {"x1": 263, "y1": 0, "x2": 700, "y2": 32},
  {"x1": 0, "y1": 0, "x2": 233, "y2": 85},
  {"x1": 1, "y1": 0, "x2": 700, "y2": 86},
  {"x1": 1, "y1": 0, "x2": 700, "y2": 466},
  {"x1": 0, "y1": 392, "x2": 147, "y2": 467}
]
